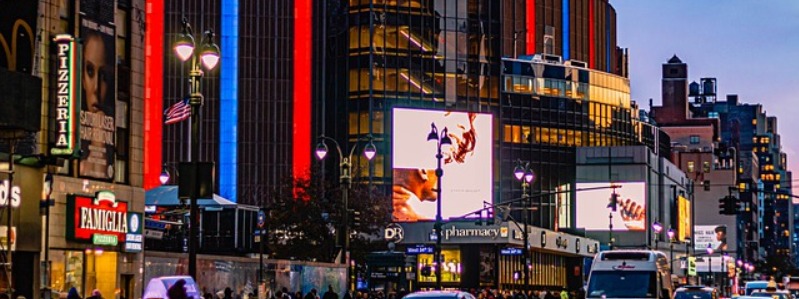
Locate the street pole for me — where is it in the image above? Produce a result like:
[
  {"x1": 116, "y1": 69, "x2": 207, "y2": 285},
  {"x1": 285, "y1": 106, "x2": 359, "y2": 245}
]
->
[
  {"x1": 434, "y1": 141, "x2": 444, "y2": 290},
  {"x1": 608, "y1": 212, "x2": 613, "y2": 250},
  {"x1": 340, "y1": 157, "x2": 351, "y2": 291},
  {"x1": 188, "y1": 53, "x2": 203, "y2": 280},
  {"x1": 522, "y1": 182, "x2": 529, "y2": 291}
]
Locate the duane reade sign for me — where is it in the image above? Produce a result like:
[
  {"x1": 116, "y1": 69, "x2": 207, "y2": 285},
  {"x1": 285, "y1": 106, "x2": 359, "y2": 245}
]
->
[{"x1": 0, "y1": 179, "x2": 21, "y2": 208}]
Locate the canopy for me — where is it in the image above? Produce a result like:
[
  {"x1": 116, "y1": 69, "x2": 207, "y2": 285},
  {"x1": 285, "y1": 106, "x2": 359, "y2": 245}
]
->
[{"x1": 145, "y1": 186, "x2": 237, "y2": 207}]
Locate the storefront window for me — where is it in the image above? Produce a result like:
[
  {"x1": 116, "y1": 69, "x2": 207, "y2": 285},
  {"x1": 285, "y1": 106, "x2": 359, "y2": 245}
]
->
[
  {"x1": 50, "y1": 250, "x2": 118, "y2": 298},
  {"x1": 418, "y1": 249, "x2": 461, "y2": 283}
]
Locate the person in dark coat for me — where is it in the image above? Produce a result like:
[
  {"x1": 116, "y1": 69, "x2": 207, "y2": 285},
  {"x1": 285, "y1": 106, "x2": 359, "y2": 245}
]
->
[
  {"x1": 168, "y1": 279, "x2": 189, "y2": 299},
  {"x1": 322, "y1": 286, "x2": 338, "y2": 299},
  {"x1": 67, "y1": 288, "x2": 82, "y2": 299}
]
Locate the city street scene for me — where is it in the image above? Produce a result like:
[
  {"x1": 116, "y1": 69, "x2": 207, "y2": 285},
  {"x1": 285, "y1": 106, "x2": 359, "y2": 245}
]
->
[{"x1": 0, "y1": 1, "x2": 798, "y2": 299}]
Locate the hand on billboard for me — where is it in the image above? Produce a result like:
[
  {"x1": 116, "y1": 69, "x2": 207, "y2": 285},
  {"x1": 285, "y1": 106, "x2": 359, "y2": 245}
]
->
[
  {"x1": 618, "y1": 198, "x2": 645, "y2": 230},
  {"x1": 392, "y1": 185, "x2": 425, "y2": 222}
]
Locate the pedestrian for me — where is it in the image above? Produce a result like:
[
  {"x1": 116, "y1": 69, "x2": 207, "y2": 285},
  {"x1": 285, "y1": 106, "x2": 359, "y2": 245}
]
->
[
  {"x1": 323, "y1": 286, "x2": 338, "y2": 299},
  {"x1": 168, "y1": 279, "x2": 189, "y2": 299},
  {"x1": 559, "y1": 289, "x2": 568, "y2": 299},
  {"x1": 224, "y1": 288, "x2": 235, "y2": 299},
  {"x1": 87, "y1": 290, "x2": 102, "y2": 299},
  {"x1": 67, "y1": 288, "x2": 82, "y2": 299}
]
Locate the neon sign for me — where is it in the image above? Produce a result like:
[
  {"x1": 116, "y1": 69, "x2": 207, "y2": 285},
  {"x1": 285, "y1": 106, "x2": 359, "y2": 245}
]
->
[{"x1": 51, "y1": 34, "x2": 80, "y2": 156}]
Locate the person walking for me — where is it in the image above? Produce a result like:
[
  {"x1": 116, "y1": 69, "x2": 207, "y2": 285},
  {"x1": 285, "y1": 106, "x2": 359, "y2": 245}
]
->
[
  {"x1": 167, "y1": 279, "x2": 189, "y2": 299},
  {"x1": 559, "y1": 290, "x2": 568, "y2": 299},
  {"x1": 323, "y1": 286, "x2": 338, "y2": 299}
]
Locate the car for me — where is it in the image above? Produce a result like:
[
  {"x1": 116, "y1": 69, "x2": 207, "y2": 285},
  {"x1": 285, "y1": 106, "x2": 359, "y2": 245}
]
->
[
  {"x1": 673, "y1": 285, "x2": 719, "y2": 299},
  {"x1": 404, "y1": 291, "x2": 477, "y2": 299},
  {"x1": 143, "y1": 276, "x2": 202, "y2": 299},
  {"x1": 750, "y1": 290, "x2": 793, "y2": 299}
]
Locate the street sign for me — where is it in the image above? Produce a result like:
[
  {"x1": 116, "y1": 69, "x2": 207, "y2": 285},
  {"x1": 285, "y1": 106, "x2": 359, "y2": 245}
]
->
[{"x1": 257, "y1": 210, "x2": 266, "y2": 228}]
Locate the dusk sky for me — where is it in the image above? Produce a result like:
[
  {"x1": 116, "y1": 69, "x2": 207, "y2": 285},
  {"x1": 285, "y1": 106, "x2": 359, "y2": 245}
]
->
[{"x1": 612, "y1": 1, "x2": 799, "y2": 182}]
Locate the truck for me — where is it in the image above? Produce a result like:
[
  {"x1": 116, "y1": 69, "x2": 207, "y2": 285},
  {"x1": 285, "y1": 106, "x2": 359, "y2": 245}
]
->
[{"x1": 586, "y1": 250, "x2": 674, "y2": 299}]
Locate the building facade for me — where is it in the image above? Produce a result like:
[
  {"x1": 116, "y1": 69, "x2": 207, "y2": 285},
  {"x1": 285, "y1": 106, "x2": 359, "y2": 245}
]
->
[
  {"x1": 144, "y1": 0, "x2": 305, "y2": 205},
  {"x1": 314, "y1": 0, "x2": 666, "y2": 290}
]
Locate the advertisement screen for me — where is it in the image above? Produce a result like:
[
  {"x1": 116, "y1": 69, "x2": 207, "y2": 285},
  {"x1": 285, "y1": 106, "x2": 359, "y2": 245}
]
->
[
  {"x1": 694, "y1": 225, "x2": 727, "y2": 252},
  {"x1": 79, "y1": 0, "x2": 116, "y2": 180},
  {"x1": 677, "y1": 195, "x2": 692, "y2": 241},
  {"x1": 392, "y1": 108, "x2": 493, "y2": 222},
  {"x1": 576, "y1": 182, "x2": 646, "y2": 231}
]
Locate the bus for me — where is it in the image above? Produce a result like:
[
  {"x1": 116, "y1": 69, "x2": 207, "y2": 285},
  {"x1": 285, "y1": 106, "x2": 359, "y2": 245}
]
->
[{"x1": 586, "y1": 250, "x2": 674, "y2": 299}]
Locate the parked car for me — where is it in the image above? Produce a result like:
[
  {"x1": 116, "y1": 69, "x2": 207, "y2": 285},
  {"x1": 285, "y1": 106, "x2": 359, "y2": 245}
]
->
[{"x1": 673, "y1": 286, "x2": 718, "y2": 299}]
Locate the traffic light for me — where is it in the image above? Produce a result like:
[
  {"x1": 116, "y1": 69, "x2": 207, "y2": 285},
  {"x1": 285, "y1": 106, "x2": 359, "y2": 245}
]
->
[
  {"x1": 719, "y1": 196, "x2": 739, "y2": 215},
  {"x1": 719, "y1": 197, "x2": 727, "y2": 215},
  {"x1": 608, "y1": 193, "x2": 619, "y2": 212},
  {"x1": 687, "y1": 257, "x2": 697, "y2": 276},
  {"x1": 350, "y1": 209, "x2": 361, "y2": 228}
]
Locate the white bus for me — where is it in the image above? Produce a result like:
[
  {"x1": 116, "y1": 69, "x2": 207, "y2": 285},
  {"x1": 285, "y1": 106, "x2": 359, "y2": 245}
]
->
[{"x1": 586, "y1": 250, "x2": 673, "y2": 299}]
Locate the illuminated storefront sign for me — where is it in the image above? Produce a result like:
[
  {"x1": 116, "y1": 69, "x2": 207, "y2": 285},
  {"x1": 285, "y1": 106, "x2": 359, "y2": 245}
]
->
[
  {"x1": 51, "y1": 34, "x2": 80, "y2": 157},
  {"x1": 67, "y1": 191, "x2": 129, "y2": 245},
  {"x1": 124, "y1": 212, "x2": 143, "y2": 252},
  {"x1": 0, "y1": 179, "x2": 21, "y2": 208},
  {"x1": 406, "y1": 244, "x2": 434, "y2": 255},
  {"x1": 677, "y1": 195, "x2": 692, "y2": 241}
]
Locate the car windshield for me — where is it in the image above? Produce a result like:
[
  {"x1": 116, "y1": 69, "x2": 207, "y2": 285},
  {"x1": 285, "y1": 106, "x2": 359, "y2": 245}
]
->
[
  {"x1": 750, "y1": 292, "x2": 788, "y2": 299},
  {"x1": 587, "y1": 271, "x2": 657, "y2": 298},
  {"x1": 674, "y1": 291, "x2": 713, "y2": 299}
]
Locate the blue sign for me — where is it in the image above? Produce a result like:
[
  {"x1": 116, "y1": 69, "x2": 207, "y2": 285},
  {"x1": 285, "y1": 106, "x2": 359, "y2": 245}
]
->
[
  {"x1": 257, "y1": 210, "x2": 266, "y2": 228},
  {"x1": 124, "y1": 213, "x2": 143, "y2": 253},
  {"x1": 406, "y1": 244, "x2": 435, "y2": 255},
  {"x1": 500, "y1": 248, "x2": 523, "y2": 256}
]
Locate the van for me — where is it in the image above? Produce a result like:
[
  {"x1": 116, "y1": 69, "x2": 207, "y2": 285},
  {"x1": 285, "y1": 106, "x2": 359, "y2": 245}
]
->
[
  {"x1": 586, "y1": 250, "x2": 673, "y2": 299},
  {"x1": 745, "y1": 281, "x2": 770, "y2": 295},
  {"x1": 143, "y1": 276, "x2": 202, "y2": 299}
]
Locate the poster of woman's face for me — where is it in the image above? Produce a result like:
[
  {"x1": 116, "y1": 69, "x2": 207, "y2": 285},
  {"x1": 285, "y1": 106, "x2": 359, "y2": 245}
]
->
[{"x1": 78, "y1": 0, "x2": 116, "y2": 180}]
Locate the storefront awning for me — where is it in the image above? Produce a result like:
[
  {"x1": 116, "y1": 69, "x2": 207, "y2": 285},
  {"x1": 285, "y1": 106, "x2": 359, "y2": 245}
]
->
[{"x1": 145, "y1": 185, "x2": 238, "y2": 207}]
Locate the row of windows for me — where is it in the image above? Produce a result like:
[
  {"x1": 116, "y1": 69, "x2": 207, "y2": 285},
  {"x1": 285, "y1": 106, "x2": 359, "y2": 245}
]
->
[
  {"x1": 503, "y1": 75, "x2": 631, "y2": 108},
  {"x1": 502, "y1": 125, "x2": 633, "y2": 147},
  {"x1": 349, "y1": 68, "x2": 500, "y2": 99}
]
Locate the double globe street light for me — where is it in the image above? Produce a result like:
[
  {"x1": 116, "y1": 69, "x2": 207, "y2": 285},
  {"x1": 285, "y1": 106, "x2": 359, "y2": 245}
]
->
[
  {"x1": 513, "y1": 160, "x2": 535, "y2": 291},
  {"x1": 172, "y1": 18, "x2": 220, "y2": 280},
  {"x1": 315, "y1": 135, "x2": 377, "y2": 290},
  {"x1": 427, "y1": 123, "x2": 452, "y2": 290}
]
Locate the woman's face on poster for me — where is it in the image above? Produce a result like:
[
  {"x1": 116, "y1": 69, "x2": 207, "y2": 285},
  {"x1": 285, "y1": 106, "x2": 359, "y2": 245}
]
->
[{"x1": 83, "y1": 35, "x2": 107, "y2": 113}]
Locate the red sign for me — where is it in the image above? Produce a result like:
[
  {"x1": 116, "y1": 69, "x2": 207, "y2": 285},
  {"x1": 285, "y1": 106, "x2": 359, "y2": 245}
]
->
[{"x1": 67, "y1": 191, "x2": 128, "y2": 241}]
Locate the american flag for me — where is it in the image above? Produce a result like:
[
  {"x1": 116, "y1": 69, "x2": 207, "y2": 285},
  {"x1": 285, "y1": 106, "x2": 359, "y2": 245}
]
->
[{"x1": 164, "y1": 99, "x2": 191, "y2": 125}]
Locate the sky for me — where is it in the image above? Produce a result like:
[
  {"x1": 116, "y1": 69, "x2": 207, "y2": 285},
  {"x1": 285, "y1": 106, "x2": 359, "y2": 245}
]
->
[{"x1": 612, "y1": 0, "x2": 799, "y2": 181}]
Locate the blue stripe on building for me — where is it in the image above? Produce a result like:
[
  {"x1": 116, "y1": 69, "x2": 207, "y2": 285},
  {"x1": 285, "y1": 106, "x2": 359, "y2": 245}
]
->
[
  {"x1": 562, "y1": 0, "x2": 570, "y2": 60},
  {"x1": 220, "y1": 0, "x2": 238, "y2": 202}
]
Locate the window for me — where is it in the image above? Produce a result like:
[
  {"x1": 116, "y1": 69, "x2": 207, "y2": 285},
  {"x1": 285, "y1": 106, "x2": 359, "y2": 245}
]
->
[
  {"x1": 703, "y1": 162, "x2": 710, "y2": 173},
  {"x1": 689, "y1": 135, "x2": 700, "y2": 144},
  {"x1": 687, "y1": 161, "x2": 695, "y2": 173}
]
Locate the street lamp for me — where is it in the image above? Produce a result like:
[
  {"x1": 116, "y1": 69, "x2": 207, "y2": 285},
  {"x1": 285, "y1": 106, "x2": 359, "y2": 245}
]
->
[
  {"x1": 707, "y1": 244, "x2": 715, "y2": 286},
  {"x1": 427, "y1": 123, "x2": 452, "y2": 290},
  {"x1": 667, "y1": 228, "x2": 675, "y2": 272},
  {"x1": 315, "y1": 134, "x2": 376, "y2": 290},
  {"x1": 514, "y1": 160, "x2": 535, "y2": 291},
  {"x1": 173, "y1": 17, "x2": 220, "y2": 280},
  {"x1": 652, "y1": 221, "x2": 663, "y2": 250}
]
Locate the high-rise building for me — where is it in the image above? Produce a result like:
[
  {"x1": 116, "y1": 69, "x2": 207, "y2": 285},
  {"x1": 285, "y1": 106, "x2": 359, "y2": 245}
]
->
[
  {"x1": 144, "y1": 1, "x2": 308, "y2": 205},
  {"x1": 314, "y1": 0, "x2": 665, "y2": 289}
]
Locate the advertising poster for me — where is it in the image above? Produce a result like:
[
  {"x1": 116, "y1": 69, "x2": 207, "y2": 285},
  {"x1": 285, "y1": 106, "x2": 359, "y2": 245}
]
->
[
  {"x1": 79, "y1": 0, "x2": 116, "y2": 180},
  {"x1": 392, "y1": 108, "x2": 493, "y2": 222},
  {"x1": 576, "y1": 182, "x2": 646, "y2": 231},
  {"x1": 694, "y1": 225, "x2": 727, "y2": 252},
  {"x1": 677, "y1": 195, "x2": 692, "y2": 241}
]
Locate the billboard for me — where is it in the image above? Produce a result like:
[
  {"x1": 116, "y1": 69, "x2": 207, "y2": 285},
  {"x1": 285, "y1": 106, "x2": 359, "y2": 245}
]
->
[
  {"x1": 79, "y1": 0, "x2": 116, "y2": 180},
  {"x1": 694, "y1": 225, "x2": 727, "y2": 252},
  {"x1": 576, "y1": 182, "x2": 646, "y2": 231},
  {"x1": 392, "y1": 108, "x2": 493, "y2": 222},
  {"x1": 677, "y1": 195, "x2": 692, "y2": 241}
]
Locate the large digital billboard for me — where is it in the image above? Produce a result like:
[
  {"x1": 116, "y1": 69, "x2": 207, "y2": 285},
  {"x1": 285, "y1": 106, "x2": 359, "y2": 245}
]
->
[
  {"x1": 576, "y1": 182, "x2": 646, "y2": 231},
  {"x1": 694, "y1": 225, "x2": 727, "y2": 252},
  {"x1": 392, "y1": 108, "x2": 493, "y2": 222},
  {"x1": 677, "y1": 195, "x2": 692, "y2": 241}
]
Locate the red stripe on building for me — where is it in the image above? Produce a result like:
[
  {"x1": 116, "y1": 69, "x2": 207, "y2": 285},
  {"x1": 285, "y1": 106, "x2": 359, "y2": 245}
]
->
[
  {"x1": 526, "y1": 0, "x2": 536, "y2": 55},
  {"x1": 589, "y1": 0, "x2": 596, "y2": 68},
  {"x1": 144, "y1": 0, "x2": 164, "y2": 190},
  {"x1": 293, "y1": 0, "x2": 312, "y2": 180}
]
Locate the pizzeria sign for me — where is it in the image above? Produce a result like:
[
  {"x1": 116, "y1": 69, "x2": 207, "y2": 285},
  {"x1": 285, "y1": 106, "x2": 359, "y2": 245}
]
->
[{"x1": 67, "y1": 191, "x2": 129, "y2": 245}]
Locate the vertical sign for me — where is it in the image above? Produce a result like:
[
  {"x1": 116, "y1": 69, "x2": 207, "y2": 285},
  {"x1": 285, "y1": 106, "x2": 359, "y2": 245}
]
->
[
  {"x1": 79, "y1": 0, "x2": 116, "y2": 180},
  {"x1": 51, "y1": 35, "x2": 81, "y2": 156}
]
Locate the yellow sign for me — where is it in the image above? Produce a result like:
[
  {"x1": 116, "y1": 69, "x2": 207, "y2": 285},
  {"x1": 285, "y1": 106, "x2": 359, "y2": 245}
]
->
[
  {"x1": 687, "y1": 257, "x2": 697, "y2": 276},
  {"x1": 678, "y1": 196, "x2": 692, "y2": 241},
  {"x1": 418, "y1": 249, "x2": 461, "y2": 283}
]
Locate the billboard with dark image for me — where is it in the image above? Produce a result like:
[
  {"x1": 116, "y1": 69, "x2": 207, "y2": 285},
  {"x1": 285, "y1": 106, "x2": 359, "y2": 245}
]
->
[
  {"x1": 79, "y1": 0, "x2": 116, "y2": 180},
  {"x1": 392, "y1": 108, "x2": 493, "y2": 222}
]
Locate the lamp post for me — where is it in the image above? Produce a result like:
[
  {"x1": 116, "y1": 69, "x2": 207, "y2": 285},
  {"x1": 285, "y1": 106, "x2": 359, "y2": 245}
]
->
[
  {"x1": 652, "y1": 221, "x2": 663, "y2": 250},
  {"x1": 43, "y1": 172, "x2": 54, "y2": 292},
  {"x1": 173, "y1": 18, "x2": 220, "y2": 279},
  {"x1": 667, "y1": 228, "x2": 675, "y2": 271},
  {"x1": 607, "y1": 188, "x2": 619, "y2": 249},
  {"x1": 315, "y1": 134, "x2": 377, "y2": 290},
  {"x1": 707, "y1": 244, "x2": 715, "y2": 287},
  {"x1": 514, "y1": 160, "x2": 535, "y2": 291},
  {"x1": 722, "y1": 252, "x2": 730, "y2": 296},
  {"x1": 427, "y1": 123, "x2": 452, "y2": 290}
]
